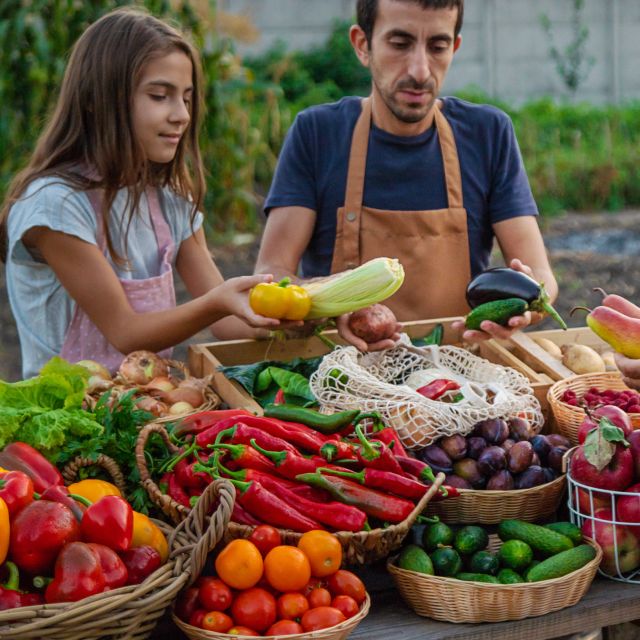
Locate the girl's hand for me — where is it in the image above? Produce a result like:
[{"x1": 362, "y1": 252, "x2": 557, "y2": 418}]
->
[{"x1": 336, "y1": 312, "x2": 402, "y2": 353}]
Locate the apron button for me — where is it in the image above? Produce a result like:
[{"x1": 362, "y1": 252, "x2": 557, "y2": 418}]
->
[{"x1": 346, "y1": 211, "x2": 357, "y2": 222}]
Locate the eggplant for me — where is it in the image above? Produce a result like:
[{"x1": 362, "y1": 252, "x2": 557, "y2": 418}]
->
[{"x1": 465, "y1": 268, "x2": 567, "y2": 330}]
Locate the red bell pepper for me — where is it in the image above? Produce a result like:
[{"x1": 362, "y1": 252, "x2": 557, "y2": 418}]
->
[
  {"x1": 172, "y1": 409, "x2": 253, "y2": 437},
  {"x1": 0, "y1": 442, "x2": 63, "y2": 493},
  {"x1": 118, "y1": 545, "x2": 162, "y2": 585},
  {"x1": 296, "y1": 471, "x2": 415, "y2": 524},
  {"x1": 41, "y1": 484, "x2": 90, "y2": 522},
  {"x1": 80, "y1": 495, "x2": 133, "y2": 552},
  {"x1": 0, "y1": 470, "x2": 34, "y2": 517},
  {"x1": 318, "y1": 466, "x2": 428, "y2": 500},
  {"x1": 0, "y1": 562, "x2": 43, "y2": 610},
  {"x1": 228, "y1": 478, "x2": 323, "y2": 533},
  {"x1": 223, "y1": 465, "x2": 367, "y2": 532},
  {"x1": 416, "y1": 379, "x2": 461, "y2": 400},
  {"x1": 210, "y1": 442, "x2": 277, "y2": 474},
  {"x1": 45, "y1": 541, "x2": 106, "y2": 603},
  {"x1": 88, "y1": 543, "x2": 128, "y2": 589},
  {"x1": 10, "y1": 500, "x2": 80, "y2": 574},
  {"x1": 353, "y1": 425, "x2": 406, "y2": 476}
]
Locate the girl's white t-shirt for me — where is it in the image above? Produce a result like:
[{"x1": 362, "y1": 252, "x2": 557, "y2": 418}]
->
[{"x1": 6, "y1": 177, "x2": 204, "y2": 378}]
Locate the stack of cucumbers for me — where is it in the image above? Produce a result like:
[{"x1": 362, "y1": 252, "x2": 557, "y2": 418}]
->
[{"x1": 397, "y1": 519, "x2": 596, "y2": 584}]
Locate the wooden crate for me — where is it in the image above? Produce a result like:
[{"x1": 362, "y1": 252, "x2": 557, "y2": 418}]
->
[{"x1": 188, "y1": 317, "x2": 549, "y2": 415}]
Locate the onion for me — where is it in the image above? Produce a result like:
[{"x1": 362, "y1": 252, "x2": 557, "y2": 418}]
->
[
  {"x1": 87, "y1": 375, "x2": 114, "y2": 395},
  {"x1": 163, "y1": 387, "x2": 204, "y2": 408},
  {"x1": 119, "y1": 351, "x2": 168, "y2": 386},
  {"x1": 76, "y1": 359, "x2": 112, "y2": 381},
  {"x1": 144, "y1": 376, "x2": 176, "y2": 393},
  {"x1": 135, "y1": 395, "x2": 169, "y2": 417},
  {"x1": 169, "y1": 401, "x2": 195, "y2": 415}
]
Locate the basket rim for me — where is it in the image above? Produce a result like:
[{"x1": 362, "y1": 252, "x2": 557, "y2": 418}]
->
[
  {"x1": 439, "y1": 472, "x2": 566, "y2": 498},
  {"x1": 387, "y1": 535, "x2": 603, "y2": 589},
  {"x1": 548, "y1": 372, "x2": 640, "y2": 407},
  {"x1": 171, "y1": 592, "x2": 371, "y2": 640}
]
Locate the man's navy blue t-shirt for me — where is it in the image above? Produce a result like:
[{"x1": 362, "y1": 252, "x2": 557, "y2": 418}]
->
[{"x1": 264, "y1": 96, "x2": 538, "y2": 279}]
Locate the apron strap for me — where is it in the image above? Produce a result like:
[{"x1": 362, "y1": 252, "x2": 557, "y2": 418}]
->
[{"x1": 433, "y1": 105, "x2": 464, "y2": 209}]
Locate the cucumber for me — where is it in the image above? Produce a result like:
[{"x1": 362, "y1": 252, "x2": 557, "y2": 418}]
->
[
  {"x1": 455, "y1": 572, "x2": 501, "y2": 584},
  {"x1": 454, "y1": 526, "x2": 489, "y2": 556},
  {"x1": 498, "y1": 519, "x2": 574, "y2": 556},
  {"x1": 431, "y1": 547, "x2": 463, "y2": 577},
  {"x1": 497, "y1": 568, "x2": 524, "y2": 584},
  {"x1": 526, "y1": 544, "x2": 597, "y2": 582},
  {"x1": 465, "y1": 298, "x2": 528, "y2": 330},
  {"x1": 544, "y1": 522, "x2": 583, "y2": 546},
  {"x1": 398, "y1": 545, "x2": 434, "y2": 575},
  {"x1": 468, "y1": 550, "x2": 499, "y2": 575}
]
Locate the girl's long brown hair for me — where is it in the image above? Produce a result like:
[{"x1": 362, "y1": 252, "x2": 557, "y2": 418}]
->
[{"x1": 0, "y1": 6, "x2": 206, "y2": 263}]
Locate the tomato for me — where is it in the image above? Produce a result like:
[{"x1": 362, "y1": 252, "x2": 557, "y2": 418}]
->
[
  {"x1": 297, "y1": 530, "x2": 343, "y2": 577},
  {"x1": 326, "y1": 569, "x2": 366, "y2": 604},
  {"x1": 228, "y1": 626, "x2": 260, "y2": 636},
  {"x1": 215, "y1": 539, "x2": 264, "y2": 590},
  {"x1": 276, "y1": 592, "x2": 309, "y2": 620},
  {"x1": 202, "y1": 611, "x2": 233, "y2": 632},
  {"x1": 302, "y1": 577, "x2": 327, "y2": 596},
  {"x1": 263, "y1": 545, "x2": 311, "y2": 592},
  {"x1": 331, "y1": 594, "x2": 360, "y2": 619},
  {"x1": 266, "y1": 619, "x2": 304, "y2": 635},
  {"x1": 230, "y1": 587, "x2": 277, "y2": 633},
  {"x1": 188, "y1": 609, "x2": 207, "y2": 628},
  {"x1": 198, "y1": 577, "x2": 233, "y2": 611},
  {"x1": 174, "y1": 586, "x2": 200, "y2": 622},
  {"x1": 248, "y1": 524, "x2": 282, "y2": 557},
  {"x1": 300, "y1": 606, "x2": 346, "y2": 632},
  {"x1": 308, "y1": 587, "x2": 332, "y2": 608}
]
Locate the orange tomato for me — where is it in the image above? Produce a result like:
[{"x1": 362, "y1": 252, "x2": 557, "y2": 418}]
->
[
  {"x1": 263, "y1": 545, "x2": 311, "y2": 592},
  {"x1": 297, "y1": 530, "x2": 343, "y2": 577},
  {"x1": 308, "y1": 587, "x2": 332, "y2": 609},
  {"x1": 266, "y1": 620, "x2": 304, "y2": 635},
  {"x1": 300, "y1": 606, "x2": 346, "y2": 632},
  {"x1": 201, "y1": 611, "x2": 233, "y2": 633},
  {"x1": 214, "y1": 539, "x2": 264, "y2": 590},
  {"x1": 276, "y1": 592, "x2": 309, "y2": 620}
]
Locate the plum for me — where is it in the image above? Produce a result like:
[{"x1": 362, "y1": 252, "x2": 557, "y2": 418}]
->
[
  {"x1": 547, "y1": 445, "x2": 569, "y2": 473},
  {"x1": 514, "y1": 465, "x2": 547, "y2": 489},
  {"x1": 444, "y1": 474, "x2": 472, "y2": 490},
  {"x1": 348, "y1": 304, "x2": 398, "y2": 343},
  {"x1": 466, "y1": 437, "x2": 487, "y2": 460},
  {"x1": 478, "y1": 418, "x2": 509, "y2": 445},
  {"x1": 486, "y1": 470, "x2": 515, "y2": 491},
  {"x1": 477, "y1": 446, "x2": 507, "y2": 477},
  {"x1": 507, "y1": 441, "x2": 534, "y2": 474},
  {"x1": 546, "y1": 434, "x2": 571, "y2": 448},
  {"x1": 452, "y1": 458, "x2": 486, "y2": 489},
  {"x1": 419, "y1": 445, "x2": 453, "y2": 474},
  {"x1": 508, "y1": 417, "x2": 532, "y2": 442},
  {"x1": 530, "y1": 434, "x2": 551, "y2": 465},
  {"x1": 439, "y1": 434, "x2": 467, "y2": 461},
  {"x1": 500, "y1": 438, "x2": 516, "y2": 453}
]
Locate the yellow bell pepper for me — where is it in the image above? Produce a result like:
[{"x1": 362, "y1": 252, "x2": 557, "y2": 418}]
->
[
  {"x1": 0, "y1": 497, "x2": 9, "y2": 565},
  {"x1": 66, "y1": 479, "x2": 122, "y2": 503},
  {"x1": 249, "y1": 277, "x2": 311, "y2": 320},
  {"x1": 0, "y1": 467, "x2": 8, "y2": 473},
  {"x1": 131, "y1": 511, "x2": 169, "y2": 562}
]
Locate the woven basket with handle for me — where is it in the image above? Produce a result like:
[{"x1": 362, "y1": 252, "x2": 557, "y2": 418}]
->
[
  {"x1": 136, "y1": 422, "x2": 446, "y2": 565},
  {"x1": 548, "y1": 371, "x2": 640, "y2": 444},
  {"x1": 0, "y1": 473, "x2": 235, "y2": 640},
  {"x1": 387, "y1": 535, "x2": 602, "y2": 623}
]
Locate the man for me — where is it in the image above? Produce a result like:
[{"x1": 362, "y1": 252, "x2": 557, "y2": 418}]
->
[{"x1": 256, "y1": 0, "x2": 558, "y2": 350}]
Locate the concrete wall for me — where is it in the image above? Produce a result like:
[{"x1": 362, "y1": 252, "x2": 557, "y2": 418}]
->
[{"x1": 220, "y1": 0, "x2": 640, "y2": 104}]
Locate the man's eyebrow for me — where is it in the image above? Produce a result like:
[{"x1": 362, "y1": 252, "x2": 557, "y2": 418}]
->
[
  {"x1": 385, "y1": 29, "x2": 453, "y2": 44},
  {"x1": 144, "y1": 80, "x2": 193, "y2": 92}
]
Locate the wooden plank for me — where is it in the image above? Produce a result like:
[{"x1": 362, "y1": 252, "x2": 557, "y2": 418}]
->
[
  {"x1": 509, "y1": 331, "x2": 576, "y2": 381},
  {"x1": 479, "y1": 339, "x2": 545, "y2": 382}
]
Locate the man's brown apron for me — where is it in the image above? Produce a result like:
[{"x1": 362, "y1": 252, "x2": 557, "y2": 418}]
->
[{"x1": 330, "y1": 97, "x2": 471, "y2": 321}]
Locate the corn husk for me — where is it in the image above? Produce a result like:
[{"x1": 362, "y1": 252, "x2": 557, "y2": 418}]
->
[{"x1": 303, "y1": 258, "x2": 405, "y2": 319}]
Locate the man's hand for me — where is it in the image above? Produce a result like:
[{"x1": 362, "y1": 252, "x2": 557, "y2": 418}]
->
[
  {"x1": 336, "y1": 313, "x2": 402, "y2": 352},
  {"x1": 614, "y1": 353, "x2": 640, "y2": 390}
]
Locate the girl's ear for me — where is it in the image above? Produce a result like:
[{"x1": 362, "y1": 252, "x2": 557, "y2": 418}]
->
[{"x1": 350, "y1": 24, "x2": 370, "y2": 68}]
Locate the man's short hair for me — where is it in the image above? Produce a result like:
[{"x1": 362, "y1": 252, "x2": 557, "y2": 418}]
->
[{"x1": 356, "y1": 0, "x2": 464, "y2": 44}]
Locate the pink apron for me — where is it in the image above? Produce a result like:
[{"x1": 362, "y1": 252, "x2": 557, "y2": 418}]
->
[{"x1": 60, "y1": 188, "x2": 176, "y2": 373}]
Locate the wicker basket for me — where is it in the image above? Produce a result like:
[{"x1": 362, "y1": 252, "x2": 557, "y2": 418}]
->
[
  {"x1": 387, "y1": 535, "x2": 602, "y2": 623},
  {"x1": 547, "y1": 371, "x2": 640, "y2": 444},
  {"x1": 84, "y1": 358, "x2": 221, "y2": 423},
  {"x1": 424, "y1": 473, "x2": 567, "y2": 524},
  {"x1": 0, "y1": 479, "x2": 235, "y2": 640},
  {"x1": 61, "y1": 453, "x2": 127, "y2": 493},
  {"x1": 136, "y1": 422, "x2": 446, "y2": 565},
  {"x1": 173, "y1": 593, "x2": 371, "y2": 640}
]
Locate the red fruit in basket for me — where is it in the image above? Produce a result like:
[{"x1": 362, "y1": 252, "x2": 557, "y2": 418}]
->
[
  {"x1": 266, "y1": 620, "x2": 304, "y2": 635},
  {"x1": 578, "y1": 406, "x2": 633, "y2": 444},
  {"x1": 546, "y1": 434, "x2": 572, "y2": 448},
  {"x1": 227, "y1": 627, "x2": 260, "y2": 636},
  {"x1": 627, "y1": 430, "x2": 640, "y2": 478},
  {"x1": 582, "y1": 508, "x2": 640, "y2": 574},
  {"x1": 247, "y1": 524, "x2": 282, "y2": 557},
  {"x1": 230, "y1": 587, "x2": 277, "y2": 633},
  {"x1": 198, "y1": 577, "x2": 233, "y2": 611},
  {"x1": 202, "y1": 611, "x2": 234, "y2": 633},
  {"x1": 326, "y1": 570, "x2": 366, "y2": 604},
  {"x1": 616, "y1": 483, "x2": 640, "y2": 528},
  {"x1": 175, "y1": 587, "x2": 200, "y2": 622},
  {"x1": 301, "y1": 606, "x2": 347, "y2": 632},
  {"x1": 331, "y1": 594, "x2": 360, "y2": 619},
  {"x1": 575, "y1": 487, "x2": 612, "y2": 516}
]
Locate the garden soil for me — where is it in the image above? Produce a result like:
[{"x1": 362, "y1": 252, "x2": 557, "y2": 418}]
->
[{"x1": 2, "y1": 209, "x2": 640, "y2": 382}]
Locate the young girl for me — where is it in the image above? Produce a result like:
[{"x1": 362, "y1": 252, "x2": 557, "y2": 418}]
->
[{"x1": 1, "y1": 7, "x2": 286, "y2": 379}]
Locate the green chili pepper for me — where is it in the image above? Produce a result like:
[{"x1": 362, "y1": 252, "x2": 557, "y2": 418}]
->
[{"x1": 263, "y1": 404, "x2": 361, "y2": 435}]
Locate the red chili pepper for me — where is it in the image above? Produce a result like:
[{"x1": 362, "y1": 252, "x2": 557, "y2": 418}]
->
[
  {"x1": 165, "y1": 471, "x2": 193, "y2": 508},
  {"x1": 223, "y1": 465, "x2": 366, "y2": 532},
  {"x1": 10, "y1": 500, "x2": 80, "y2": 574},
  {"x1": 0, "y1": 562, "x2": 43, "y2": 610},
  {"x1": 248, "y1": 440, "x2": 322, "y2": 479},
  {"x1": 209, "y1": 442, "x2": 277, "y2": 474},
  {"x1": 318, "y1": 439, "x2": 358, "y2": 463},
  {"x1": 295, "y1": 471, "x2": 414, "y2": 523},
  {"x1": 228, "y1": 478, "x2": 324, "y2": 533},
  {"x1": 416, "y1": 378, "x2": 461, "y2": 400},
  {"x1": 373, "y1": 427, "x2": 410, "y2": 458},
  {"x1": 429, "y1": 484, "x2": 460, "y2": 501},
  {"x1": 80, "y1": 495, "x2": 133, "y2": 552},
  {"x1": 395, "y1": 455, "x2": 436, "y2": 483},
  {"x1": 232, "y1": 501, "x2": 262, "y2": 526},
  {"x1": 0, "y1": 442, "x2": 64, "y2": 493},
  {"x1": 274, "y1": 389, "x2": 286, "y2": 405},
  {"x1": 219, "y1": 424, "x2": 299, "y2": 455},
  {"x1": 0, "y1": 470, "x2": 34, "y2": 517},
  {"x1": 318, "y1": 466, "x2": 427, "y2": 500},
  {"x1": 44, "y1": 541, "x2": 106, "y2": 603},
  {"x1": 119, "y1": 545, "x2": 162, "y2": 585},
  {"x1": 354, "y1": 425, "x2": 406, "y2": 475},
  {"x1": 173, "y1": 458, "x2": 209, "y2": 490},
  {"x1": 172, "y1": 409, "x2": 253, "y2": 437},
  {"x1": 41, "y1": 484, "x2": 90, "y2": 522},
  {"x1": 88, "y1": 543, "x2": 128, "y2": 589}
]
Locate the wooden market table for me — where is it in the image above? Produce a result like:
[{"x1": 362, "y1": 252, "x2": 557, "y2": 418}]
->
[{"x1": 154, "y1": 563, "x2": 640, "y2": 640}]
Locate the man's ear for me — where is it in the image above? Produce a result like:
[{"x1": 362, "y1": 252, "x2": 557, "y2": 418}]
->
[
  {"x1": 349, "y1": 24, "x2": 370, "y2": 67},
  {"x1": 453, "y1": 34, "x2": 462, "y2": 53}
]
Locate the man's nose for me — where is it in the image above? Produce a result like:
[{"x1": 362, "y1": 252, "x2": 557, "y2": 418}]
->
[{"x1": 407, "y1": 47, "x2": 431, "y2": 85}]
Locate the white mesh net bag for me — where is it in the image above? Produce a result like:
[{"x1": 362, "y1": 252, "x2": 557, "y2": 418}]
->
[{"x1": 310, "y1": 338, "x2": 544, "y2": 450}]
